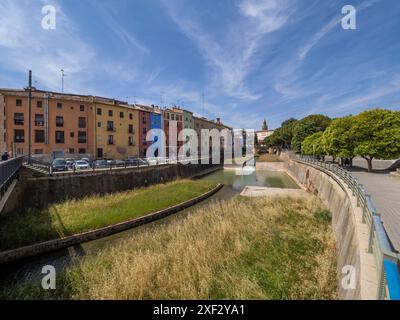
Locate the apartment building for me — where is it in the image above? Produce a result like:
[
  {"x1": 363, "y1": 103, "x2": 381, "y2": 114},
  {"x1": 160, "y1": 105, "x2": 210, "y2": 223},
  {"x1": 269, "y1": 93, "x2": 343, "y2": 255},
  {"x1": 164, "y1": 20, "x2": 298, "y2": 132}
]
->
[
  {"x1": 163, "y1": 108, "x2": 183, "y2": 158},
  {"x1": 149, "y1": 108, "x2": 163, "y2": 157},
  {"x1": 0, "y1": 88, "x2": 94, "y2": 158},
  {"x1": 93, "y1": 97, "x2": 139, "y2": 160},
  {"x1": 193, "y1": 116, "x2": 232, "y2": 156},
  {"x1": 0, "y1": 88, "x2": 232, "y2": 161}
]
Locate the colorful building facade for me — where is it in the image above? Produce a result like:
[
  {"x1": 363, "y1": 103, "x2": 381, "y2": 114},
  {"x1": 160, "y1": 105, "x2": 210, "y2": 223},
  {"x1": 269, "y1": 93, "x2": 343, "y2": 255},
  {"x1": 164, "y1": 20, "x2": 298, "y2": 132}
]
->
[
  {"x1": 0, "y1": 88, "x2": 231, "y2": 161},
  {"x1": 93, "y1": 97, "x2": 139, "y2": 160},
  {"x1": 0, "y1": 89, "x2": 95, "y2": 159}
]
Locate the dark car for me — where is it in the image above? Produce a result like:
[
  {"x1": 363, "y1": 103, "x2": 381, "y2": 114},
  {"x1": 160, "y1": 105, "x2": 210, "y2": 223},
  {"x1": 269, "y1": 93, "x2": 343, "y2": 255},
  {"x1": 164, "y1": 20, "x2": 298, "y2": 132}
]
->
[
  {"x1": 94, "y1": 159, "x2": 108, "y2": 169},
  {"x1": 125, "y1": 157, "x2": 148, "y2": 166},
  {"x1": 51, "y1": 158, "x2": 68, "y2": 172}
]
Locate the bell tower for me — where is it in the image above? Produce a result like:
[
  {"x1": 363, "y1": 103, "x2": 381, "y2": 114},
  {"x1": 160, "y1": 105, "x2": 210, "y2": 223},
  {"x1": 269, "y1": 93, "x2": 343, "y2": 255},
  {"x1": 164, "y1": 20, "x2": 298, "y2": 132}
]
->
[{"x1": 262, "y1": 119, "x2": 268, "y2": 131}]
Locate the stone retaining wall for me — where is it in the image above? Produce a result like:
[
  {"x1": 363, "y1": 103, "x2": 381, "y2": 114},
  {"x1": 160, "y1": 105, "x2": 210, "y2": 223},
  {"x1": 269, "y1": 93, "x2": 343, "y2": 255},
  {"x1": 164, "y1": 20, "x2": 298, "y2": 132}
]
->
[
  {"x1": 4, "y1": 163, "x2": 221, "y2": 213},
  {"x1": 284, "y1": 158, "x2": 378, "y2": 300}
]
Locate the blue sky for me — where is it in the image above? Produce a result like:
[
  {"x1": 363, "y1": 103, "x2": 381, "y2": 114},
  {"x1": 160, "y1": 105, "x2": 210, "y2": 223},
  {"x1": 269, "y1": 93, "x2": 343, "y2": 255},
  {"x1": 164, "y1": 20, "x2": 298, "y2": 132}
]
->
[{"x1": 0, "y1": 0, "x2": 399, "y2": 130}]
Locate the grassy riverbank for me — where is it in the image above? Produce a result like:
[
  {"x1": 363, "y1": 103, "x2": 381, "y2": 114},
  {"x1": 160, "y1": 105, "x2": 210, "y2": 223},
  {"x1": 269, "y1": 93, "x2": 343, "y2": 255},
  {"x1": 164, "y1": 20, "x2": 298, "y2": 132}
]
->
[
  {"x1": 256, "y1": 154, "x2": 283, "y2": 162},
  {"x1": 1, "y1": 195, "x2": 337, "y2": 300},
  {"x1": 0, "y1": 180, "x2": 217, "y2": 251}
]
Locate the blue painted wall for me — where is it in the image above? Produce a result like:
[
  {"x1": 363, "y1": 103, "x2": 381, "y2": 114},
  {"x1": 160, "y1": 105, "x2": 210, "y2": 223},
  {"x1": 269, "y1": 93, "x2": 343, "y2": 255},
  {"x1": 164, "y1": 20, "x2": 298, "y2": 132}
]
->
[{"x1": 150, "y1": 112, "x2": 163, "y2": 157}]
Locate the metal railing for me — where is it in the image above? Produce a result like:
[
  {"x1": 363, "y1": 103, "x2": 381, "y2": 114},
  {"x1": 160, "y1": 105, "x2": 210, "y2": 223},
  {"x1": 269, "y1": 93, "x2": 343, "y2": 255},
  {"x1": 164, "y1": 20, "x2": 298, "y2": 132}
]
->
[
  {"x1": 0, "y1": 156, "x2": 24, "y2": 199},
  {"x1": 23, "y1": 155, "x2": 223, "y2": 176},
  {"x1": 297, "y1": 155, "x2": 400, "y2": 300}
]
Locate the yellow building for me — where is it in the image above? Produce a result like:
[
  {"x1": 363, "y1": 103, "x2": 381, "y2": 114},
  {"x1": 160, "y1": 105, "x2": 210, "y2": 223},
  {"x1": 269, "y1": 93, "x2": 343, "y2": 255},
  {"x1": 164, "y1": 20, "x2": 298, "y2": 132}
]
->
[{"x1": 93, "y1": 97, "x2": 139, "y2": 160}]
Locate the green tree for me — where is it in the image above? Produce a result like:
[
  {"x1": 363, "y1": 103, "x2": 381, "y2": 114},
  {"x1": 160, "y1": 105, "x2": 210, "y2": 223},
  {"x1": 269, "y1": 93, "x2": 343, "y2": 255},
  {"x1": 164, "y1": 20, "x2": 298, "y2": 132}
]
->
[
  {"x1": 291, "y1": 115, "x2": 331, "y2": 153},
  {"x1": 352, "y1": 109, "x2": 400, "y2": 171},
  {"x1": 322, "y1": 116, "x2": 356, "y2": 165},
  {"x1": 280, "y1": 118, "x2": 298, "y2": 150},
  {"x1": 265, "y1": 127, "x2": 284, "y2": 154},
  {"x1": 301, "y1": 131, "x2": 325, "y2": 157}
]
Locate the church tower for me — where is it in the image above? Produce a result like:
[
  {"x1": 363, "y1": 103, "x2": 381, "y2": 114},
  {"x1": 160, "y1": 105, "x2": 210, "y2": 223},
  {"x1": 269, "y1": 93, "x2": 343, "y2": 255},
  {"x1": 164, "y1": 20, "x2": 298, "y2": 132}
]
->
[{"x1": 262, "y1": 119, "x2": 268, "y2": 131}]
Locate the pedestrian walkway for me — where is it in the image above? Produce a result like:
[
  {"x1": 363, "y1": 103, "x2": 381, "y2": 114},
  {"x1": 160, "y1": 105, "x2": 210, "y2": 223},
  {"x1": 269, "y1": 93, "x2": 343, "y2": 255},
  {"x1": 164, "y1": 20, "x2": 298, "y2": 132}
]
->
[{"x1": 351, "y1": 170, "x2": 400, "y2": 252}]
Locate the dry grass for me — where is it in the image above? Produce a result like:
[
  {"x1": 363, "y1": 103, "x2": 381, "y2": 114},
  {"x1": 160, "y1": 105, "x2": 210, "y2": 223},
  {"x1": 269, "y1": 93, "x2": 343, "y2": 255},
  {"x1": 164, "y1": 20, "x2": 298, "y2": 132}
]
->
[
  {"x1": 257, "y1": 154, "x2": 283, "y2": 163},
  {"x1": 60, "y1": 195, "x2": 337, "y2": 300}
]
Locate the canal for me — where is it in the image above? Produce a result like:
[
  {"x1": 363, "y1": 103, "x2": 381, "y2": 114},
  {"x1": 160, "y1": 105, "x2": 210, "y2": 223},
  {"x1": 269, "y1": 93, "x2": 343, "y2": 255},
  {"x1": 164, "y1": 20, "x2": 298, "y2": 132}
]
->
[{"x1": 0, "y1": 169, "x2": 298, "y2": 287}]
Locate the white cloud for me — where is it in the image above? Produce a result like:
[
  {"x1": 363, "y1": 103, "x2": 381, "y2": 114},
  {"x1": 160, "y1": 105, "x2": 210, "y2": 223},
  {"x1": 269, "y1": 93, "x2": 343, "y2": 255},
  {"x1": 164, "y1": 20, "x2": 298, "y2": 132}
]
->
[{"x1": 163, "y1": 0, "x2": 291, "y2": 101}]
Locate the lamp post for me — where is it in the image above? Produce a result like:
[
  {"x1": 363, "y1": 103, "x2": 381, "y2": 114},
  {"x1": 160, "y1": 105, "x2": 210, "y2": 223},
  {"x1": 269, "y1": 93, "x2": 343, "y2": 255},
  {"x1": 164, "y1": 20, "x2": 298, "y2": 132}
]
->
[{"x1": 28, "y1": 70, "x2": 32, "y2": 164}]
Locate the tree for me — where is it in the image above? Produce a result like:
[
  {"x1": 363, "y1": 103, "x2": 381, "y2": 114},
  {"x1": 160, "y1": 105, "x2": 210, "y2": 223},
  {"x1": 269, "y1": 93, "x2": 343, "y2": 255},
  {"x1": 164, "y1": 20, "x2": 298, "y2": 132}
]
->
[
  {"x1": 279, "y1": 118, "x2": 298, "y2": 150},
  {"x1": 351, "y1": 109, "x2": 400, "y2": 171},
  {"x1": 322, "y1": 116, "x2": 356, "y2": 165},
  {"x1": 301, "y1": 131, "x2": 325, "y2": 157},
  {"x1": 265, "y1": 127, "x2": 284, "y2": 154},
  {"x1": 291, "y1": 115, "x2": 331, "y2": 153}
]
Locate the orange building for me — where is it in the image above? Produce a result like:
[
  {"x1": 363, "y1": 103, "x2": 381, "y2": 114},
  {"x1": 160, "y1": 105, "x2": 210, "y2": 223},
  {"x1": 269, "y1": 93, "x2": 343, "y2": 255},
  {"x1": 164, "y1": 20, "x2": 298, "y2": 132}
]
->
[{"x1": 0, "y1": 88, "x2": 95, "y2": 159}]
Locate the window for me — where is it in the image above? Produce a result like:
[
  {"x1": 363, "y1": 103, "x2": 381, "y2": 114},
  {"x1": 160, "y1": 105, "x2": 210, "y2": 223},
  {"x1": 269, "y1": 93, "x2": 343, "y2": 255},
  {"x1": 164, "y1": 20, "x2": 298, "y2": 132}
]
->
[
  {"x1": 70, "y1": 132, "x2": 75, "y2": 138},
  {"x1": 56, "y1": 116, "x2": 64, "y2": 127},
  {"x1": 55, "y1": 131, "x2": 65, "y2": 143},
  {"x1": 14, "y1": 113, "x2": 24, "y2": 125},
  {"x1": 97, "y1": 148, "x2": 103, "y2": 158},
  {"x1": 129, "y1": 136, "x2": 134, "y2": 146},
  {"x1": 97, "y1": 108, "x2": 102, "y2": 115},
  {"x1": 108, "y1": 135, "x2": 114, "y2": 145},
  {"x1": 171, "y1": 114, "x2": 175, "y2": 120},
  {"x1": 78, "y1": 117, "x2": 86, "y2": 128},
  {"x1": 14, "y1": 130, "x2": 24, "y2": 143},
  {"x1": 143, "y1": 128, "x2": 147, "y2": 134},
  {"x1": 80, "y1": 105, "x2": 85, "y2": 111},
  {"x1": 97, "y1": 122, "x2": 101, "y2": 128},
  {"x1": 57, "y1": 103, "x2": 63, "y2": 109},
  {"x1": 120, "y1": 111, "x2": 124, "y2": 118},
  {"x1": 35, "y1": 114, "x2": 44, "y2": 126},
  {"x1": 34, "y1": 149, "x2": 43, "y2": 155},
  {"x1": 78, "y1": 131, "x2": 87, "y2": 143},
  {"x1": 79, "y1": 148, "x2": 86, "y2": 154},
  {"x1": 142, "y1": 117, "x2": 147, "y2": 124},
  {"x1": 108, "y1": 110, "x2": 113, "y2": 117},
  {"x1": 129, "y1": 113, "x2": 133, "y2": 120},
  {"x1": 16, "y1": 99, "x2": 22, "y2": 107},
  {"x1": 35, "y1": 130, "x2": 45, "y2": 143},
  {"x1": 128, "y1": 124, "x2": 134, "y2": 134},
  {"x1": 69, "y1": 148, "x2": 75, "y2": 154},
  {"x1": 107, "y1": 121, "x2": 114, "y2": 131},
  {"x1": 37, "y1": 101, "x2": 43, "y2": 108}
]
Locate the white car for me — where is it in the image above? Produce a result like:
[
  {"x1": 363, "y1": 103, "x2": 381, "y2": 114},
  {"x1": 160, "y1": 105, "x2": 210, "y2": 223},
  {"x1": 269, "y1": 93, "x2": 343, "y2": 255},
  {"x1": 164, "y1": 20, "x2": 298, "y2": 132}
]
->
[{"x1": 73, "y1": 160, "x2": 90, "y2": 170}]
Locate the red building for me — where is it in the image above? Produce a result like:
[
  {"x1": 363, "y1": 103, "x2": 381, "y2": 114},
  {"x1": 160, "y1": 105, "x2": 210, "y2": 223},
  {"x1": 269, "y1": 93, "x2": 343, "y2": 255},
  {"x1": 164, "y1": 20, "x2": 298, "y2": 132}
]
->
[{"x1": 137, "y1": 107, "x2": 151, "y2": 157}]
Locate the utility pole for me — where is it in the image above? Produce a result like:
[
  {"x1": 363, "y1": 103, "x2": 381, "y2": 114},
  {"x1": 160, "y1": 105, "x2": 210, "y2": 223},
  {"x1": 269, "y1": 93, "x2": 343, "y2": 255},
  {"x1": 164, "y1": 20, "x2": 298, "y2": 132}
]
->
[{"x1": 28, "y1": 70, "x2": 32, "y2": 164}]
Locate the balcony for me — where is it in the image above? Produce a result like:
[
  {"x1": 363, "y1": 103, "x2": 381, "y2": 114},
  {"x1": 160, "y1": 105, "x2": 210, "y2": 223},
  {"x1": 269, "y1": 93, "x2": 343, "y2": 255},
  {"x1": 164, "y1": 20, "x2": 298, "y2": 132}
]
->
[{"x1": 107, "y1": 127, "x2": 116, "y2": 132}]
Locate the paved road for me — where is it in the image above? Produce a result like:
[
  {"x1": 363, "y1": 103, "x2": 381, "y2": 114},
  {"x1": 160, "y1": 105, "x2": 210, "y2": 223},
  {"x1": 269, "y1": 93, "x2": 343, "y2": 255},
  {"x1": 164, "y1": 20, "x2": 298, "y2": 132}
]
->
[
  {"x1": 351, "y1": 170, "x2": 400, "y2": 252},
  {"x1": 352, "y1": 157, "x2": 397, "y2": 171}
]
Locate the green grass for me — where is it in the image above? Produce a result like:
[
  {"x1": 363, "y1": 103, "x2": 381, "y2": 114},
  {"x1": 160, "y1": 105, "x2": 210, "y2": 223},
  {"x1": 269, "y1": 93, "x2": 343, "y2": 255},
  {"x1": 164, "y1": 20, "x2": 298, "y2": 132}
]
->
[
  {"x1": 0, "y1": 180, "x2": 217, "y2": 251},
  {"x1": 0, "y1": 195, "x2": 337, "y2": 300}
]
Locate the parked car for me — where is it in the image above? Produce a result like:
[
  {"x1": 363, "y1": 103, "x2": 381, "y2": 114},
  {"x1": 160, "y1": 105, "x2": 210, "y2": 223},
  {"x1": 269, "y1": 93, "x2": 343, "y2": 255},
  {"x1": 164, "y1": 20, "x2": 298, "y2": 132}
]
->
[
  {"x1": 73, "y1": 160, "x2": 90, "y2": 170},
  {"x1": 94, "y1": 159, "x2": 108, "y2": 169},
  {"x1": 51, "y1": 158, "x2": 68, "y2": 172},
  {"x1": 112, "y1": 159, "x2": 126, "y2": 167},
  {"x1": 80, "y1": 158, "x2": 92, "y2": 166},
  {"x1": 65, "y1": 158, "x2": 75, "y2": 169},
  {"x1": 125, "y1": 157, "x2": 148, "y2": 166}
]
